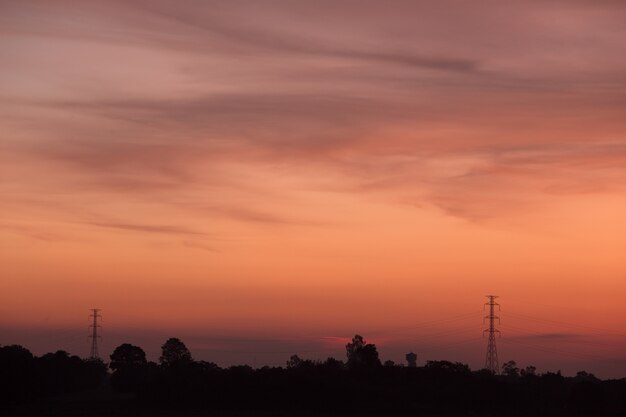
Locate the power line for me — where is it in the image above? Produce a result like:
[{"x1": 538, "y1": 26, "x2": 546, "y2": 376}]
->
[
  {"x1": 498, "y1": 322, "x2": 625, "y2": 351},
  {"x1": 370, "y1": 310, "x2": 484, "y2": 336},
  {"x1": 504, "y1": 311, "x2": 626, "y2": 337},
  {"x1": 499, "y1": 338, "x2": 607, "y2": 361}
]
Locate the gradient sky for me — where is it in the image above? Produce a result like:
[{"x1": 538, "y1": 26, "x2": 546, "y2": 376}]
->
[{"x1": 1, "y1": 0, "x2": 626, "y2": 377}]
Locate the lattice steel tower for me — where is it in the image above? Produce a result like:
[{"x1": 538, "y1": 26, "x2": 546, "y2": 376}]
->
[
  {"x1": 483, "y1": 295, "x2": 500, "y2": 374},
  {"x1": 88, "y1": 309, "x2": 102, "y2": 359}
]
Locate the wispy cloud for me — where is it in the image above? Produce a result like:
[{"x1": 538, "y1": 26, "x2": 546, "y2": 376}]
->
[
  {"x1": 1, "y1": 3, "x2": 626, "y2": 227},
  {"x1": 0, "y1": 223, "x2": 63, "y2": 242},
  {"x1": 204, "y1": 206, "x2": 303, "y2": 225},
  {"x1": 85, "y1": 222, "x2": 208, "y2": 236},
  {"x1": 181, "y1": 240, "x2": 218, "y2": 252}
]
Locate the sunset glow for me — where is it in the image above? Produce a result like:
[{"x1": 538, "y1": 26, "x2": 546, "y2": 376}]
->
[{"x1": 1, "y1": 1, "x2": 625, "y2": 377}]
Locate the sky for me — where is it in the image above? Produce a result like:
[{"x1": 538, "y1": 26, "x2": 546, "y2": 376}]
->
[{"x1": 1, "y1": 0, "x2": 626, "y2": 377}]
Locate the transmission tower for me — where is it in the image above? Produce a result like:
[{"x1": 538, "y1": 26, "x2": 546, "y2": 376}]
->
[
  {"x1": 88, "y1": 309, "x2": 102, "y2": 359},
  {"x1": 483, "y1": 295, "x2": 500, "y2": 374}
]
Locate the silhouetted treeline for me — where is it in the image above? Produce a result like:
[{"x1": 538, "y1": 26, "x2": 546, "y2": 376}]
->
[
  {"x1": 2, "y1": 336, "x2": 626, "y2": 417},
  {"x1": 0, "y1": 344, "x2": 106, "y2": 405}
]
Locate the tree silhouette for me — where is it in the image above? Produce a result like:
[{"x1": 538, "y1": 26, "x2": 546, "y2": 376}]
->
[
  {"x1": 502, "y1": 360, "x2": 520, "y2": 377},
  {"x1": 424, "y1": 360, "x2": 470, "y2": 373},
  {"x1": 110, "y1": 343, "x2": 147, "y2": 371},
  {"x1": 521, "y1": 365, "x2": 537, "y2": 377},
  {"x1": 346, "y1": 334, "x2": 365, "y2": 358},
  {"x1": 2, "y1": 339, "x2": 626, "y2": 416},
  {"x1": 0, "y1": 345, "x2": 36, "y2": 403},
  {"x1": 286, "y1": 354, "x2": 302, "y2": 369},
  {"x1": 37, "y1": 350, "x2": 105, "y2": 395},
  {"x1": 345, "y1": 334, "x2": 381, "y2": 369},
  {"x1": 575, "y1": 370, "x2": 599, "y2": 382},
  {"x1": 110, "y1": 343, "x2": 148, "y2": 392},
  {"x1": 159, "y1": 338, "x2": 192, "y2": 367},
  {"x1": 322, "y1": 357, "x2": 344, "y2": 371}
]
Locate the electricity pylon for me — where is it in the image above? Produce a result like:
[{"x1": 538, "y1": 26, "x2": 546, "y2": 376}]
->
[
  {"x1": 88, "y1": 309, "x2": 102, "y2": 359},
  {"x1": 484, "y1": 295, "x2": 500, "y2": 374}
]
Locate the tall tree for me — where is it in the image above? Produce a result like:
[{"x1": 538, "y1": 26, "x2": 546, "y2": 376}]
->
[
  {"x1": 109, "y1": 343, "x2": 148, "y2": 392},
  {"x1": 502, "y1": 360, "x2": 520, "y2": 377},
  {"x1": 345, "y1": 334, "x2": 381, "y2": 369},
  {"x1": 110, "y1": 343, "x2": 147, "y2": 371},
  {"x1": 159, "y1": 338, "x2": 192, "y2": 367}
]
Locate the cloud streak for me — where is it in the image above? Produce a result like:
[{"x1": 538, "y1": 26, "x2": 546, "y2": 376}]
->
[{"x1": 85, "y1": 222, "x2": 209, "y2": 236}]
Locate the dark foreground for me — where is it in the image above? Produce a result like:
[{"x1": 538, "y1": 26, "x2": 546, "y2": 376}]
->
[{"x1": 2, "y1": 341, "x2": 626, "y2": 417}]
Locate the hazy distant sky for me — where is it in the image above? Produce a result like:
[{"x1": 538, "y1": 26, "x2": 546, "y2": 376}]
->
[{"x1": 1, "y1": 0, "x2": 625, "y2": 377}]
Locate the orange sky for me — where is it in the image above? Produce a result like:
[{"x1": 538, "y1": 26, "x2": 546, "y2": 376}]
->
[{"x1": 1, "y1": 0, "x2": 626, "y2": 377}]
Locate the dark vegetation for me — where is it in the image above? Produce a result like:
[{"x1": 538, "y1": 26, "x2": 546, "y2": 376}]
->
[{"x1": 1, "y1": 336, "x2": 625, "y2": 416}]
